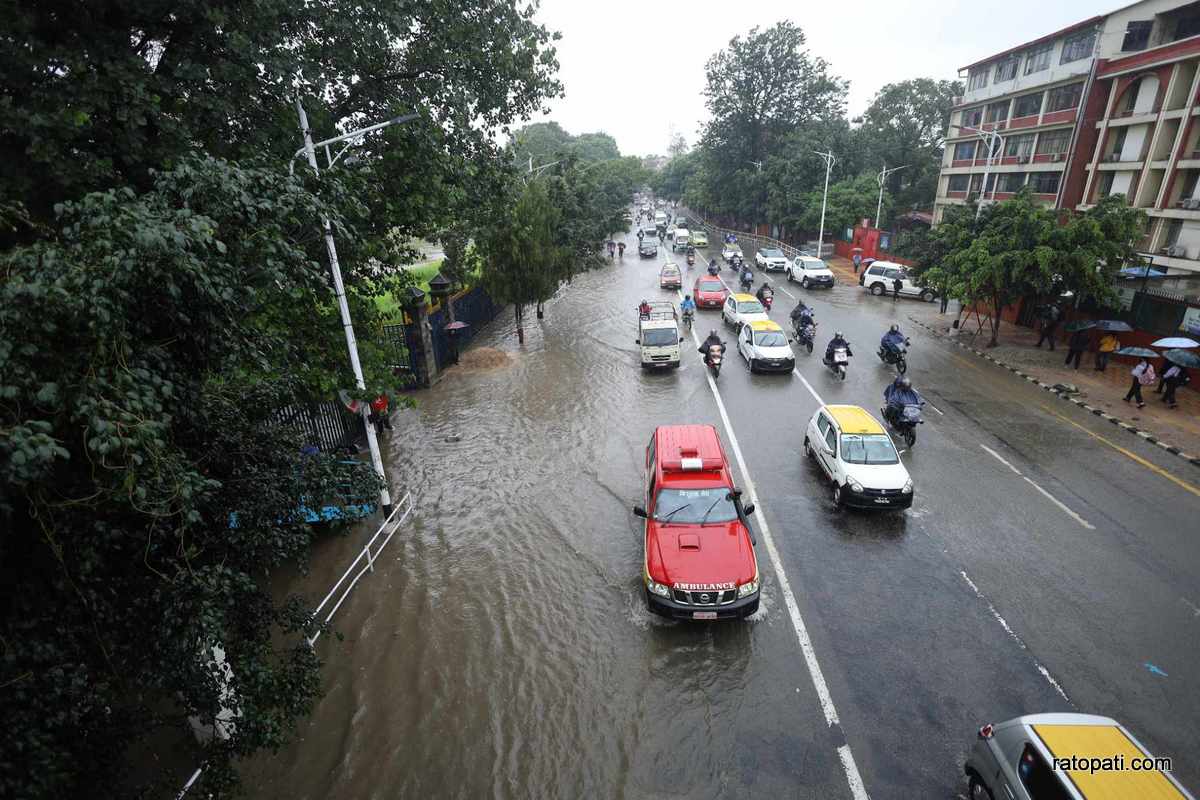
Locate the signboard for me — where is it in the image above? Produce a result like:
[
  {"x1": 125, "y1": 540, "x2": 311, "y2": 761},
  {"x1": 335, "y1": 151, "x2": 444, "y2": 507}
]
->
[{"x1": 1181, "y1": 306, "x2": 1200, "y2": 335}]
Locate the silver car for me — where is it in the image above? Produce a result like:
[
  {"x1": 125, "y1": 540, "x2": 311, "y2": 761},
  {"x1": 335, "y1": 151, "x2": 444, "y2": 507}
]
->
[{"x1": 964, "y1": 712, "x2": 1192, "y2": 799}]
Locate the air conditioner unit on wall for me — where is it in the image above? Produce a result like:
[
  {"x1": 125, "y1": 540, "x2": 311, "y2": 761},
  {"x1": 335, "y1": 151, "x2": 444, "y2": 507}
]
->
[
  {"x1": 1184, "y1": 198, "x2": 1200, "y2": 210},
  {"x1": 1166, "y1": 245, "x2": 1187, "y2": 257}
]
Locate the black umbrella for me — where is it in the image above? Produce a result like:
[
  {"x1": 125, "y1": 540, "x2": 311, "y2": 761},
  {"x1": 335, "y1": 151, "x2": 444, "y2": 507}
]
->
[
  {"x1": 1163, "y1": 349, "x2": 1200, "y2": 368},
  {"x1": 1065, "y1": 320, "x2": 1096, "y2": 332},
  {"x1": 1093, "y1": 320, "x2": 1133, "y2": 332},
  {"x1": 1116, "y1": 347, "x2": 1159, "y2": 358}
]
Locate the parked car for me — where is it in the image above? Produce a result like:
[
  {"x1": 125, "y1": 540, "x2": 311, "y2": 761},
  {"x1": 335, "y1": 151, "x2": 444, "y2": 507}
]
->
[
  {"x1": 659, "y1": 263, "x2": 682, "y2": 290},
  {"x1": 964, "y1": 712, "x2": 1194, "y2": 800},
  {"x1": 787, "y1": 255, "x2": 835, "y2": 289},
  {"x1": 859, "y1": 260, "x2": 937, "y2": 301},
  {"x1": 634, "y1": 424, "x2": 760, "y2": 620},
  {"x1": 721, "y1": 293, "x2": 770, "y2": 331},
  {"x1": 755, "y1": 248, "x2": 789, "y2": 272},
  {"x1": 737, "y1": 320, "x2": 795, "y2": 373},
  {"x1": 804, "y1": 405, "x2": 913, "y2": 509}
]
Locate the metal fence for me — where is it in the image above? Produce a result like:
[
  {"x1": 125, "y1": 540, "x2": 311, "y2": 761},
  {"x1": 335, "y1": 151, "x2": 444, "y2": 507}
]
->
[
  {"x1": 382, "y1": 322, "x2": 425, "y2": 389},
  {"x1": 271, "y1": 400, "x2": 365, "y2": 453},
  {"x1": 683, "y1": 210, "x2": 811, "y2": 262}
]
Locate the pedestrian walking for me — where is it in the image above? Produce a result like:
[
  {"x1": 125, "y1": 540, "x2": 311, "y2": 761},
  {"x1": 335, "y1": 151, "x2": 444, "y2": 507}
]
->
[
  {"x1": 1123, "y1": 358, "x2": 1155, "y2": 408},
  {"x1": 1095, "y1": 332, "x2": 1119, "y2": 371},
  {"x1": 852, "y1": 253, "x2": 862, "y2": 274},
  {"x1": 892, "y1": 275, "x2": 903, "y2": 301},
  {"x1": 369, "y1": 394, "x2": 393, "y2": 434},
  {"x1": 1064, "y1": 328, "x2": 1088, "y2": 369},
  {"x1": 1035, "y1": 304, "x2": 1061, "y2": 350},
  {"x1": 1162, "y1": 364, "x2": 1190, "y2": 409},
  {"x1": 1154, "y1": 356, "x2": 1174, "y2": 394}
]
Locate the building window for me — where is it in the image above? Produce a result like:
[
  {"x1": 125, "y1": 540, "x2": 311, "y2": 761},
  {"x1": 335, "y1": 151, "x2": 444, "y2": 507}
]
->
[
  {"x1": 1098, "y1": 171, "x2": 1116, "y2": 198},
  {"x1": 1174, "y1": 14, "x2": 1200, "y2": 42},
  {"x1": 1025, "y1": 43, "x2": 1053, "y2": 75},
  {"x1": 1122, "y1": 20, "x2": 1153, "y2": 51},
  {"x1": 985, "y1": 101, "x2": 1009, "y2": 123},
  {"x1": 1028, "y1": 172, "x2": 1062, "y2": 194},
  {"x1": 1036, "y1": 129, "x2": 1071, "y2": 154},
  {"x1": 1013, "y1": 93, "x2": 1043, "y2": 118},
  {"x1": 948, "y1": 174, "x2": 970, "y2": 192},
  {"x1": 997, "y1": 173, "x2": 1025, "y2": 192},
  {"x1": 953, "y1": 141, "x2": 977, "y2": 160},
  {"x1": 1061, "y1": 29, "x2": 1097, "y2": 64},
  {"x1": 995, "y1": 57, "x2": 1019, "y2": 83},
  {"x1": 1119, "y1": 78, "x2": 1143, "y2": 114},
  {"x1": 969, "y1": 173, "x2": 983, "y2": 194},
  {"x1": 1166, "y1": 218, "x2": 1184, "y2": 247},
  {"x1": 962, "y1": 107, "x2": 984, "y2": 128},
  {"x1": 1005, "y1": 134, "x2": 1035, "y2": 157},
  {"x1": 1046, "y1": 83, "x2": 1084, "y2": 112},
  {"x1": 1180, "y1": 169, "x2": 1200, "y2": 199},
  {"x1": 968, "y1": 69, "x2": 989, "y2": 91}
]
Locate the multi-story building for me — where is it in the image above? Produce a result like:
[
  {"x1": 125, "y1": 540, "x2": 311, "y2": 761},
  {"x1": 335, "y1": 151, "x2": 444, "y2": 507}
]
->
[{"x1": 935, "y1": 0, "x2": 1200, "y2": 279}]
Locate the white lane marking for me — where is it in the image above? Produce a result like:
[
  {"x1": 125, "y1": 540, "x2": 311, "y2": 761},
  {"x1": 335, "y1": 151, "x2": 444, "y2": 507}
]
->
[
  {"x1": 979, "y1": 444, "x2": 1022, "y2": 475},
  {"x1": 676, "y1": 287, "x2": 869, "y2": 800},
  {"x1": 959, "y1": 571, "x2": 1071, "y2": 703},
  {"x1": 1021, "y1": 476, "x2": 1095, "y2": 530},
  {"x1": 792, "y1": 365, "x2": 825, "y2": 405},
  {"x1": 777, "y1": 283, "x2": 797, "y2": 300},
  {"x1": 925, "y1": 400, "x2": 944, "y2": 416},
  {"x1": 979, "y1": 445, "x2": 1094, "y2": 529},
  {"x1": 1180, "y1": 597, "x2": 1200, "y2": 619}
]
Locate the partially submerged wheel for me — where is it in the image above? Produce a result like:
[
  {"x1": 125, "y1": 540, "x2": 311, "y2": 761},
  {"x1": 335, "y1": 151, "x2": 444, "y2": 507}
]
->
[{"x1": 870, "y1": 283, "x2": 885, "y2": 296}]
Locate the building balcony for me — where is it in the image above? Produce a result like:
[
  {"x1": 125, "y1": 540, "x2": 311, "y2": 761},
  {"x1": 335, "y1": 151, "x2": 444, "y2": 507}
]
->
[
  {"x1": 1032, "y1": 152, "x2": 1068, "y2": 165},
  {"x1": 1104, "y1": 111, "x2": 1159, "y2": 127},
  {"x1": 1041, "y1": 109, "x2": 1077, "y2": 125}
]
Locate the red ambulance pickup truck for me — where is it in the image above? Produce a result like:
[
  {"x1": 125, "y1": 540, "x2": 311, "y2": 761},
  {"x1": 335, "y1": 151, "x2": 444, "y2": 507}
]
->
[{"x1": 634, "y1": 424, "x2": 760, "y2": 620}]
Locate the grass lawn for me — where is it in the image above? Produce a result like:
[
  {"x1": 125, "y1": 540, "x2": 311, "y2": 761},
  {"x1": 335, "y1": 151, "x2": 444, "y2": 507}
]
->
[{"x1": 374, "y1": 260, "x2": 442, "y2": 317}]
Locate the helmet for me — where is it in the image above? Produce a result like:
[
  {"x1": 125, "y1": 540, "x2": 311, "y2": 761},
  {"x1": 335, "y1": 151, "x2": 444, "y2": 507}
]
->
[
  {"x1": 709, "y1": 329, "x2": 718, "y2": 339},
  {"x1": 685, "y1": 294, "x2": 692, "y2": 300},
  {"x1": 890, "y1": 324, "x2": 900, "y2": 333},
  {"x1": 835, "y1": 331, "x2": 843, "y2": 338},
  {"x1": 899, "y1": 376, "x2": 912, "y2": 389}
]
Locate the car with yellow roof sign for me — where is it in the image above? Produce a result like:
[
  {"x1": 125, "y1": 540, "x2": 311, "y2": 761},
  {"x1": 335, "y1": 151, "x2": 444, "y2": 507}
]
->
[
  {"x1": 804, "y1": 404, "x2": 912, "y2": 509},
  {"x1": 720, "y1": 292, "x2": 769, "y2": 332},
  {"x1": 737, "y1": 320, "x2": 795, "y2": 373},
  {"x1": 964, "y1": 712, "x2": 1193, "y2": 800}
]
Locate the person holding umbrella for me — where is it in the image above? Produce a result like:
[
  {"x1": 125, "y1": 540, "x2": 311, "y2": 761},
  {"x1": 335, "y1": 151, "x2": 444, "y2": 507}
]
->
[
  {"x1": 1150, "y1": 338, "x2": 1199, "y2": 395},
  {"x1": 1064, "y1": 323, "x2": 1092, "y2": 369},
  {"x1": 1160, "y1": 348, "x2": 1198, "y2": 408},
  {"x1": 1118, "y1": 348, "x2": 1158, "y2": 408},
  {"x1": 1096, "y1": 332, "x2": 1119, "y2": 371}
]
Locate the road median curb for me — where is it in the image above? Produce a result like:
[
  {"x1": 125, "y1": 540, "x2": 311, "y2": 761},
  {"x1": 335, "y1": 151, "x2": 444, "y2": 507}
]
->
[{"x1": 907, "y1": 316, "x2": 1200, "y2": 471}]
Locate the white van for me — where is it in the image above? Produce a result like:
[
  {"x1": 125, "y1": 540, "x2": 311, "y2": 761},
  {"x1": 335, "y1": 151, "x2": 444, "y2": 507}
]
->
[
  {"x1": 636, "y1": 302, "x2": 683, "y2": 369},
  {"x1": 672, "y1": 229, "x2": 690, "y2": 252}
]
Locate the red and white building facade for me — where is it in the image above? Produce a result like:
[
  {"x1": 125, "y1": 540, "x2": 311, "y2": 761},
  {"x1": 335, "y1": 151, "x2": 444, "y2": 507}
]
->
[{"x1": 935, "y1": 0, "x2": 1200, "y2": 277}]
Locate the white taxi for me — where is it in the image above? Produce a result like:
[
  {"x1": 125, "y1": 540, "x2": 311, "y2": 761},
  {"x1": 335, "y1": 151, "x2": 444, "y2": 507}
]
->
[
  {"x1": 721, "y1": 293, "x2": 769, "y2": 332},
  {"x1": 737, "y1": 320, "x2": 795, "y2": 373},
  {"x1": 721, "y1": 244, "x2": 741, "y2": 262},
  {"x1": 804, "y1": 405, "x2": 913, "y2": 509}
]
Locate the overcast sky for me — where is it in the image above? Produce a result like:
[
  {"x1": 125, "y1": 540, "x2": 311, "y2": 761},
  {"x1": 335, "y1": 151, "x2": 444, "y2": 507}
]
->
[{"x1": 531, "y1": 0, "x2": 1107, "y2": 157}]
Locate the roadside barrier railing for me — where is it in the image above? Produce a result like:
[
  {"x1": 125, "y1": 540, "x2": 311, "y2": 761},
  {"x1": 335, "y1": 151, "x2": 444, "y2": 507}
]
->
[
  {"x1": 682, "y1": 210, "x2": 818, "y2": 262},
  {"x1": 176, "y1": 492, "x2": 416, "y2": 797}
]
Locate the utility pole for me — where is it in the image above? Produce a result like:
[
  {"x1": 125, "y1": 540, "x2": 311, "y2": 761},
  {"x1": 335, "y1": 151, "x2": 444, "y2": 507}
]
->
[
  {"x1": 952, "y1": 124, "x2": 1003, "y2": 221},
  {"x1": 293, "y1": 100, "x2": 416, "y2": 516},
  {"x1": 813, "y1": 150, "x2": 837, "y2": 259},
  {"x1": 876, "y1": 164, "x2": 909, "y2": 230}
]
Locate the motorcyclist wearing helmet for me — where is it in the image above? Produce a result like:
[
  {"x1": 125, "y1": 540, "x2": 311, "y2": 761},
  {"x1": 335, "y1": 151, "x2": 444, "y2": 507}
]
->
[
  {"x1": 824, "y1": 331, "x2": 852, "y2": 363},
  {"x1": 739, "y1": 265, "x2": 754, "y2": 289},
  {"x1": 883, "y1": 375, "x2": 924, "y2": 424},
  {"x1": 880, "y1": 324, "x2": 907, "y2": 355},
  {"x1": 680, "y1": 295, "x2": 696, "y2": 315},
  {"x1": 756, "y1": 281, "x2": 774, "y2": 305},
  {"x1": 790, "y1": 301, "x2": 814, "y2": 327},
  {"x1": 698, "y1": 329, "x2": 726, "y2": 366}
]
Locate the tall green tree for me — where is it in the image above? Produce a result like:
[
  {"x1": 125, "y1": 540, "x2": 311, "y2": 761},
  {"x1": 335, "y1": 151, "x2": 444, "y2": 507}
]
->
[
  {"x1": 854, "y1": 79, "x2": 963, "y2": 221},
  {"x1": 795, "y1": 174, "x2": 887, "y2": 241}
]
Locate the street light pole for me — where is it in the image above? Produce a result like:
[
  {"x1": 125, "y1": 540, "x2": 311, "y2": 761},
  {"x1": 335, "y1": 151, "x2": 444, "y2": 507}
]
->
[
  {"x1": 293, "y1": 99, "x2": 417, "y2": 515},
  {"x1": 952, "y1": 124, "x2": 1003, "y2": 221},
  {"x1": 814, "y1": 150, "x2": 836, "y2": 259},
  {"x1": 875, "y1": 164, "x2": 909, "y2": 230}
]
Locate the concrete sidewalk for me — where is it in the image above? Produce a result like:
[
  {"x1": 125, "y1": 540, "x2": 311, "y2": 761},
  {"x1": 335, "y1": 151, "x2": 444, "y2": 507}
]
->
[{"x1": 906, "y1": 301, "x2": 1200, "y2": 465}]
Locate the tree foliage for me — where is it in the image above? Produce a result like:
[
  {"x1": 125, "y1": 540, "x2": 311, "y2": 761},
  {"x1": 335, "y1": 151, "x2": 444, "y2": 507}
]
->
[{"x1": 795, "y1": 174, "x2": 888, "y2": 239}]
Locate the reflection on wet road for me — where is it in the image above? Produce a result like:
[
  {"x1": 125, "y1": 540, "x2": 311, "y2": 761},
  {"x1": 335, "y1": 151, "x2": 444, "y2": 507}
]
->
[{"x1": 244, "y1": 214, "x2": 1200, "y2": 799}]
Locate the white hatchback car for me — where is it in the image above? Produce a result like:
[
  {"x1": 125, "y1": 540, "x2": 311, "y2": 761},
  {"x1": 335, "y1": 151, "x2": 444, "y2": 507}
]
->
[
  {"x1": 722, "y1": 244, "x2": 741, "y2": 262},
  {"x1": 804, "y1": 405, "x2": 913, "y2": 509},
  {"x1": 787, "y1": 256, "x2": 835, "y2": 289},
  {"x1": 737, "y1": 320, "x2": 795, "y2": 373},
  {"x1": 721, "y1": 293, "x2": 770, "y2": 331}
]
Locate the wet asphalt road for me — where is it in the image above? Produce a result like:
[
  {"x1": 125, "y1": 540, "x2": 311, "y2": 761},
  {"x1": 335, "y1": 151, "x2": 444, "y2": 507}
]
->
[{"x1": 244, "y1": 213, "x2": 1200, "y2": 799}]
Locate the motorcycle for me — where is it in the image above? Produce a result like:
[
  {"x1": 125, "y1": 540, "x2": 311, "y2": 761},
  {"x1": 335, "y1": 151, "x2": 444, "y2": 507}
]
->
[
  {"x1": 882, "y1": 403, "x2": 923, "y2": 448},
  {"x1": 707, "y1": 262, "x2": 720, "y2": 277},
  {"x1": 877, "y1": 338, "x2": 910, "y2": 374},
  {"x1": 682, "y1": 309, "x2": 694, "y2": 330},
  {"x1": 823, "y1": 346, "x2": 850, "y2": 380},
  {"x1": 687, "y1": 253, "x2": 695, "y2": 267},
  {"x1": 729, "y1": 254, "x2": 743, "y2": 271},
  {"x1": 706, "y1": 345, "x2": 724, "y2": 378},
  {"x1": 794, "y1": 319, "x2": 817, "y2": 354},
  {"x1": 739, "y1": 274, "x2": 753, "y2": 293},
  {"x1": 760, "y1": 293, "x2": 773, "y2": 311}
]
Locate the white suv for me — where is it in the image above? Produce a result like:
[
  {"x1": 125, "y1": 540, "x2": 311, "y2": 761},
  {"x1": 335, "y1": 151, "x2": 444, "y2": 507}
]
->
[
  {"x1": 787, "y1": 256, "x2": 835, "y2": 289},
  {"x1": 858, "y1": 261, "x2": 937, "y2": 302},
  {"x1": 804, "y1": 405, "x2": 913, "y2": 509},
  {"x1": 755, "y1": 248, "x2": 789, "y2": 272}
]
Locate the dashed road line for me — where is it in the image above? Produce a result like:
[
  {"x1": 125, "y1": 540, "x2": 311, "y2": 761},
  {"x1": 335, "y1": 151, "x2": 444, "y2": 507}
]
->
[{"x1": 978, "y1": 443, "x2": 1094, "y2": 529}]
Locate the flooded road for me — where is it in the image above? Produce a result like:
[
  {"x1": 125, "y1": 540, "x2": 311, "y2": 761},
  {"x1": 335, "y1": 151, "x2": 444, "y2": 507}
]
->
[{"x1": 244, "y1": 215, "x2": 1200, "y2": 798}]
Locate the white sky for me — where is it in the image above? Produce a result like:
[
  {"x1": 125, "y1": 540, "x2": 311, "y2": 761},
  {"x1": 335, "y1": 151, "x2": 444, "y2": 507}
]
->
[{"x1": 531, "y1": 0, "x2": 1106, "y2": 156}]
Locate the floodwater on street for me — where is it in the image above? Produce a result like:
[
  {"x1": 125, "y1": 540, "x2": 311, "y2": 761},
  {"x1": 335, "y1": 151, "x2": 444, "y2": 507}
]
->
[{"x1": 243, "y1": 217, "x2": 1200, "y2": 799}]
